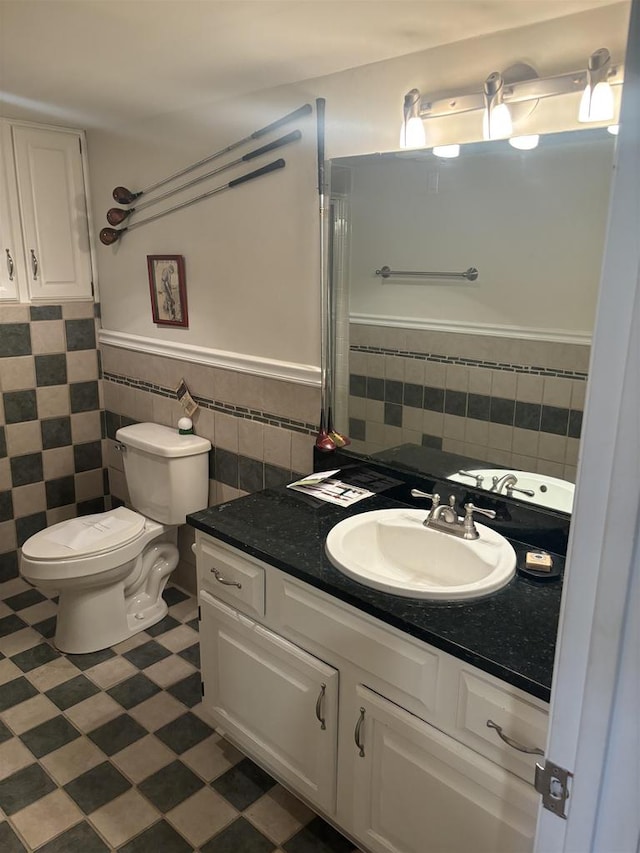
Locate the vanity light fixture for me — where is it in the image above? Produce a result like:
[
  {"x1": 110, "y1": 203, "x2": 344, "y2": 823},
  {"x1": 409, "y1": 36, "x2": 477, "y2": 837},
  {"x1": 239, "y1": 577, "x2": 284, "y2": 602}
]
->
[
  {"x1": 432, "y1": 144, "x2": 460, "y2": 158},
  {"x1": 400, "y1": 48, "x2": 622, "y2": 148},
  {"x1": 400, "y1": 88, "x2": 426, "y2": 148},
  {"x1": 578, "y1": 48, "x2": 615, "y2": 122},
  {"x1": 509, "y1": 134, "x2": 540, "y2": 150},
  {"x1": 482, "y1": 72, "x2": 512, "y2": 140},
  {"x1": 607, "y1": 124, "x2": 620, "y2": 135}
]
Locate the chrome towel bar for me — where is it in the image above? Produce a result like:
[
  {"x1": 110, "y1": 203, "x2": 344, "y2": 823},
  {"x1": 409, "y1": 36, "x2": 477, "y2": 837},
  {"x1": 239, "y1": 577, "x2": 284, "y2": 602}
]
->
[{"x1": 375, "y1": 265, "x2": 478, "y2": 281}]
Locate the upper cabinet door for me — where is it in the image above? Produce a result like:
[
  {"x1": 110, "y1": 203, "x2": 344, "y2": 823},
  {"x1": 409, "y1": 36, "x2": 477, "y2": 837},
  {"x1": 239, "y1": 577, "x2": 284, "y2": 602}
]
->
[
  {"x1": 11, "y1": 125, "x2": 92, "y2": 302},
  {"x1": 0, "y1": 128, "x2": 21, "y2": 301}
]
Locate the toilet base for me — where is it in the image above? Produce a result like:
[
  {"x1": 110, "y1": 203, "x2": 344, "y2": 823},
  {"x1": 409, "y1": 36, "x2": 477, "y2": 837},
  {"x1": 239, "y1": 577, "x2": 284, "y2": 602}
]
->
[
  {"x1": 55, "y1": 581, "x2": 134, "y2": 654},
  {"x1": 53, "y1": 541, "x2": 179, "y2": 655}
]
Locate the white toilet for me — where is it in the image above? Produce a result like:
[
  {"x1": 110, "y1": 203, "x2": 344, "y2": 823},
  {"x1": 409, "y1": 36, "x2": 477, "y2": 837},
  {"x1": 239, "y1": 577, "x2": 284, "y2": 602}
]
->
[{"x1": 20, "y1": 422, "x2": 211, "y2": 654}]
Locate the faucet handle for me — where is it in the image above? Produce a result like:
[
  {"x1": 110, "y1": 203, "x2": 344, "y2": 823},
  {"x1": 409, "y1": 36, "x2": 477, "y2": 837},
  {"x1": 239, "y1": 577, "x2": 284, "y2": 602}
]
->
[
  {"x1": 464, "y1": 502, "x2": 497, "y2": 520},
  {"x1": 457, "y1": 470, "x2": 485, "y2": 488},
  {"x1": 410, "y1": 489, "x2": 439, "y2": 507},
  {"x1": 411, "y1": 489, "x2": 440, "y2": 510},
  {"x1": 462, "y1": 502, "x2": 497, "y2": 540}
]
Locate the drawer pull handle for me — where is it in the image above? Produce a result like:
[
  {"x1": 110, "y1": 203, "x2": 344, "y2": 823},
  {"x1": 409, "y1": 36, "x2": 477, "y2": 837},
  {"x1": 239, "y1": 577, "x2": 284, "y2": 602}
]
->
[
  {"x1": 354, "y1": 707, "x2": 366, "y2": 757},
  {"x1": 211, "y1": 568, "x2": 242, "y2": 589},
  {"x1": 315, "y1": 683, "x2": 326, "y2": 730},
  {"x1": 486, "y1": 719, "x2": 544, "y2": 755}
]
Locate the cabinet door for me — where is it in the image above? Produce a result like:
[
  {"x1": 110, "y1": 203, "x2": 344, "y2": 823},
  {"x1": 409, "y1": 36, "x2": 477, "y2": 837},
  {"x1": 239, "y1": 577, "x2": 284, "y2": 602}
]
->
[
  {"x1": 346, "y1": 685, "x2": 538, "y2": 853},
  {"x1": 200, "y1": 590, "x2": 338, "y2": 814},
  {"x1": 11, "y1": 125, "x2": 92, "y2": 302},
  {"x1": 0, "y1": 126, "x2": 21, "y2": 301}
]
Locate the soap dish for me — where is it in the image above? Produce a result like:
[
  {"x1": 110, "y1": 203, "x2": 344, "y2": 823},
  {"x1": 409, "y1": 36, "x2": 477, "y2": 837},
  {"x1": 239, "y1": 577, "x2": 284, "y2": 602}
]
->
[{"x1": 515, "y1": 547, "x2": 562, "y2": 582}]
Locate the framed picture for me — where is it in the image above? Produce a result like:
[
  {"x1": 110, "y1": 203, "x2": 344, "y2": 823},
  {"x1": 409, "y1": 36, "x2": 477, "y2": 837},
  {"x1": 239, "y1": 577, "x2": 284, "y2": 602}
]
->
[{"x1": 147, "y1": 255, "x2": 188, "y2": 327}]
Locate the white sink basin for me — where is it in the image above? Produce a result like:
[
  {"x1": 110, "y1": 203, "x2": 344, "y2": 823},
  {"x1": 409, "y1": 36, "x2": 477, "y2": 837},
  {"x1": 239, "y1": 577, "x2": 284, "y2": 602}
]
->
[
  {"x1": 325, "y1": 509, "x2": 516, "y2": 600},
  {"x1": 447, "y1": 469, "x2": 575, "y2": 513}
]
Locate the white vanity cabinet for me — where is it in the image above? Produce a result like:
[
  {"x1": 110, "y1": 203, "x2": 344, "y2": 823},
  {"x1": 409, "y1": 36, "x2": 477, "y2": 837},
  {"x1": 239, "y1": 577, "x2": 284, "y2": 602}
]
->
[
  {"x1": 0, "y1": 120, "x2": 93, "y2": 303},
  {"x1": 195, "y1": 532, "x2": 547, "y2": 853}
]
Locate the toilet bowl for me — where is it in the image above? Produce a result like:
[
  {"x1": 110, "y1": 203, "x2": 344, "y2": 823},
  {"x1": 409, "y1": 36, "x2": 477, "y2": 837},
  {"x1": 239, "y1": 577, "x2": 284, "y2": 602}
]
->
[
  {"x1": 20, "y1": 422, "x2": 211, "y2": 654},
  {"x1": 21, "y1": 507, "x2": 179, "y2": 653}
]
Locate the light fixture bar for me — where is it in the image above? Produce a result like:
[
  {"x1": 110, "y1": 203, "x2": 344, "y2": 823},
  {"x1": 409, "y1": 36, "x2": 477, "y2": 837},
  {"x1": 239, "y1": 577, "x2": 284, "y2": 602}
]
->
[{"x1": 416, "y1": 63, "x2": 623, "y2": 120}]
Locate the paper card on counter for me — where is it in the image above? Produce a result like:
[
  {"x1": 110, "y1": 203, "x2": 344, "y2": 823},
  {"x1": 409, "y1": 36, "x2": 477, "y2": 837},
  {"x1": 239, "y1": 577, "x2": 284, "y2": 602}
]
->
[{"x1": 287, "y1": 472, "x2": 374, "y2": 506}]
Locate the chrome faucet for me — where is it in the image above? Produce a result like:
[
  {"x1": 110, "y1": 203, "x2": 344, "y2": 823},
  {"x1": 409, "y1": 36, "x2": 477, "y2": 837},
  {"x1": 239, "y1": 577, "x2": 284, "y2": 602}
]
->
[
  {"x1": 491, "y1": 473, "x2": 518, "y2": 493},
  {"x1": 410, "y1": 489, "x2": 496, "y2": 540},
  {"x1": 490, "y1": 473, "x2": 535, "y2": 498}
]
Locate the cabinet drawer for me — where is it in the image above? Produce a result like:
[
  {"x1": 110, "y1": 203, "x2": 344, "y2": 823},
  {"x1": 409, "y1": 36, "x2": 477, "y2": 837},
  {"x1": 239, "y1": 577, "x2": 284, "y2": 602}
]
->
[
  {"x1": 272, "y1": 575, "x2": 440, "y2": 722},
  {"x1": 455, "y1": 669, "x2": 548, "y2": 783},
  {"x1": 198, "y1": 538, "x2": 265, "y2": 618}
]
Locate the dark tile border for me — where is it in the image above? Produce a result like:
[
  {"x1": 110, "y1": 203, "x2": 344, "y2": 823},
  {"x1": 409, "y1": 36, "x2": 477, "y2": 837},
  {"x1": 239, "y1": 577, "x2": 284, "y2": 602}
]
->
[
  {"x1": 103, "y1": 372, "x2": 317, "y2": 436},
  {"x1": 351, "y1": 344, "x2": 589, "y2": 381}
]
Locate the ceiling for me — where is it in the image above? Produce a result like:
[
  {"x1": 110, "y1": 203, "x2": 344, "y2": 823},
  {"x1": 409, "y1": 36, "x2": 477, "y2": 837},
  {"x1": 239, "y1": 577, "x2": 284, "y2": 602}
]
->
[{"x1": 0, "y1": 0, "x2": 621, "y2": 129}]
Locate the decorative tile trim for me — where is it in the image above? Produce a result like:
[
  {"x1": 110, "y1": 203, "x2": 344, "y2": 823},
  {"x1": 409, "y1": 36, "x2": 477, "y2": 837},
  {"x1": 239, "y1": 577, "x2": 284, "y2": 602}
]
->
[
  {"x1": 103, "y1": 372, "x2": 318, "y2": 436},
  {"x1": 351, "y1": 345, "x2": 589, "y2": 381}
]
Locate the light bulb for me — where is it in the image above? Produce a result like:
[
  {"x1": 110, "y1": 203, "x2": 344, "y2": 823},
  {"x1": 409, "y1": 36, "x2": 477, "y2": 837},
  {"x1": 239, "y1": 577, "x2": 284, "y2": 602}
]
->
[
  {"x1": 578, "y1": 81, "x2": 614, "y2": 122},
  {"x1": 509, "y1": 135, "x2": 540, "y2": 150},
  {"x1": 399, "y1": 116, "x2": 426, "y2": 149},
  {"x1": 482, "y1": 103, "x2": 512, "y2": 140},
  {"x1": 607, "y1": 124, "x2": 620, "y2": 135},
  {"x1": 432, "y1": 144, "x2": 460, "y2": 158}
]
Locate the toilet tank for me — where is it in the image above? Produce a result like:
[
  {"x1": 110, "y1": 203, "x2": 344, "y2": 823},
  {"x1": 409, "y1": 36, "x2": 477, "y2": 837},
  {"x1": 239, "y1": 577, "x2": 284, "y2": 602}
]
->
[{"x1": 115, "y1": 423, "x2": 211, "y2": 524}]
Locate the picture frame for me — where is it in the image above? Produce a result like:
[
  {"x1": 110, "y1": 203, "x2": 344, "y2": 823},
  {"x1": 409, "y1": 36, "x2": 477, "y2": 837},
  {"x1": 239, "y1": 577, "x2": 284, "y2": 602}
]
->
[{"x1": 147, "y1": 254, "x2": 188, "y2": 327}]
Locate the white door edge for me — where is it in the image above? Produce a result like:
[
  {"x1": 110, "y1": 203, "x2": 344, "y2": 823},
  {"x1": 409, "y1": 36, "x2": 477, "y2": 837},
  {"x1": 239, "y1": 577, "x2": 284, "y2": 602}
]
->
[{"x1": 534, "y1": 2, "x2": 640, "y2": 850}]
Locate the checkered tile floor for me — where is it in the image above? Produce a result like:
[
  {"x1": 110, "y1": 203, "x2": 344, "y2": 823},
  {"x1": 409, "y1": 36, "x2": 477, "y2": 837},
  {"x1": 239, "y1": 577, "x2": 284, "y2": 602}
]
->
[{"x1": 0, "y1": 578, "x2": 362, "y2": 852}]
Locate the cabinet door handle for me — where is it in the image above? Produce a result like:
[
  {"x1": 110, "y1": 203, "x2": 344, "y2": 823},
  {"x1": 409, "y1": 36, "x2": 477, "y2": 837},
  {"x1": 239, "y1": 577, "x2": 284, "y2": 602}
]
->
[
  {"x1": 315, "y1": 683, "x2": 326, "y2": 730},
  {"x1": 354, "y1": 707, "x2": 366, "y2": 757},
  {"x1": 5, "y1": 249, "x2": 14, "y2": 281},
  {"x1": 486, "y1": 719, "x2": 544, "y2": 755},
  {"x1": 30, "y1": 249, "x2": 38, "y2": 279},
  {"x1": 211, "y1": 568, "x2": 242, "y2": 589}
]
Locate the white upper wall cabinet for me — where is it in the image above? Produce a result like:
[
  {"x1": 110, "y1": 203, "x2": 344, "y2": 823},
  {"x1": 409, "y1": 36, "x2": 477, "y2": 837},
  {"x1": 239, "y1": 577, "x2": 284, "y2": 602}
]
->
[{"x1": 1, "y1": 121, "x2": 94, "y2": 303}]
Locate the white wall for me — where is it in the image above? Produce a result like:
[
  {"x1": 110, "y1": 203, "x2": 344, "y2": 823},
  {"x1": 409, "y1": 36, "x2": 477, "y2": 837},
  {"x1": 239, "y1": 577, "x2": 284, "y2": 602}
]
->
[
  {"x1": 87, "y1": 3, "x2": 630, "y2": 370},
  {"x1": 344, "y1": 134, "x2": 613, "y2": 337}
]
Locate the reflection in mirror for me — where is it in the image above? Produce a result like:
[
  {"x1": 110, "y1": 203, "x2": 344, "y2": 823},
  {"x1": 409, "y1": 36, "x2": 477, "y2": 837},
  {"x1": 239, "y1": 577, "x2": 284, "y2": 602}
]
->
[{"x1": 328, "y1": 129, "x2": 616, "y2": 514}]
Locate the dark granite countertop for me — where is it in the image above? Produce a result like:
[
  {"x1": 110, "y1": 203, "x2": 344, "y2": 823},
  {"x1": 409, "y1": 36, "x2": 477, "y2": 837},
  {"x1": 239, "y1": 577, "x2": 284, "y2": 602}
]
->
[{"x1": 188, "y1": 468, "x2": 564, "y2": 703}]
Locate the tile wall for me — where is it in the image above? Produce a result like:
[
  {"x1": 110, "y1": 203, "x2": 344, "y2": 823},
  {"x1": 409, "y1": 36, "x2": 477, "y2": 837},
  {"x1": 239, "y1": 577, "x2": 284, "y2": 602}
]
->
[
  {"x1": 101, "y1": 345, "x2": 320, "y2": 591},
  {"x1": 347, "y1": 324, "x2": 587, "y2": 482},
  {"x1": 0, "y1": 304, "x2": 320, "y2": 595},
  {"x1": 0, "y1": 303, "x2": 104, "y2": 584}
]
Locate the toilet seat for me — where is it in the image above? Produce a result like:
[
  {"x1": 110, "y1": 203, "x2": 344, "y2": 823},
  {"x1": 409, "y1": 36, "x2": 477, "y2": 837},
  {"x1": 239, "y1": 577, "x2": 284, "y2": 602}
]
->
[
  {"x1": 19, "y1": 507, "x2": 164, "y2": 586},
  {"x1": 22, "y1": 506, "x2": 146, "y2": 562}
]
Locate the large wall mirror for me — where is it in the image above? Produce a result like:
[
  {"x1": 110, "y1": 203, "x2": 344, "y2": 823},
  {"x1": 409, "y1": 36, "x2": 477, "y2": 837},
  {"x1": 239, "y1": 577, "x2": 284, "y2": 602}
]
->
[{"x1": 328, "y1": 128, "x2": 616, "y2": 514}]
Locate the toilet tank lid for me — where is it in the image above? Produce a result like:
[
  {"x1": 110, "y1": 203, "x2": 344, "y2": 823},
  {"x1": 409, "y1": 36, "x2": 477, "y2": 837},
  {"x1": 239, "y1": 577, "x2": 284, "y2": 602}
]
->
[{"x1": 116, "y1": 423, "x2": 211, "y2": 457}]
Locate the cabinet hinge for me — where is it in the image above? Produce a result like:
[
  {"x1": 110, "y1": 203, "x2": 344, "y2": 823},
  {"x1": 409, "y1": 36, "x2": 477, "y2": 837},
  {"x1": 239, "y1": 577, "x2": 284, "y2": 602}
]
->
[
  {"x1": 198, "y1": 605, "x2": 201, "y2": 621},
  {"x1": 90, "y1": 280, "x2": 94, "y2": 297},
  {"x1": 534, "y1": 759, "x2": 573, "y2": 819},
  {"x1": 201, "y1": 681, "x2": 205, "y2": 697}
]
